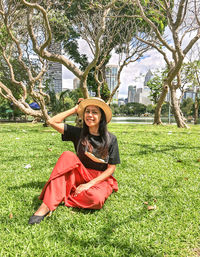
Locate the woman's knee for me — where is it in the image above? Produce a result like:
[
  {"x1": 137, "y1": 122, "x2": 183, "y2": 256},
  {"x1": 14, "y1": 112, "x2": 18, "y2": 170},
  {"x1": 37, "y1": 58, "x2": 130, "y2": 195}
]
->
[
  {"x1": 60, "y1": 151, "x2": 76, "y2": 158},
  {"x1": 58, "y1": 151, "x2": 79, "y2": 163},
  {"x1": 84, "y1": 189, "x2": 106, "y2": 209}
]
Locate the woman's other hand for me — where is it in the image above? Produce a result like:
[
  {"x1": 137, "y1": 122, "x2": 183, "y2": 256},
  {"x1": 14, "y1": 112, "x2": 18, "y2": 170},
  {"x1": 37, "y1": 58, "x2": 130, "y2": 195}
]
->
[{"x1": 74, "y1": 183, "x2": 91, "y2": 196}]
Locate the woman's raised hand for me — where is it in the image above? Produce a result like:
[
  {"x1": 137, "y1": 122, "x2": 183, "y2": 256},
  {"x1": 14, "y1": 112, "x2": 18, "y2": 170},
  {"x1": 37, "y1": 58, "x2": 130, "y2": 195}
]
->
[{"x1": 74, "y1": 98, "x2": 84, "y2": 112}]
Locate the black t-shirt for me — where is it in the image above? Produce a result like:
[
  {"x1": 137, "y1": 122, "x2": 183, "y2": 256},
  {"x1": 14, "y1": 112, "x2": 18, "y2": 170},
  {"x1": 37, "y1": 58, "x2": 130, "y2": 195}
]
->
[{"x1": 62, "y1": 124, "x2": 120, "y2": 171}]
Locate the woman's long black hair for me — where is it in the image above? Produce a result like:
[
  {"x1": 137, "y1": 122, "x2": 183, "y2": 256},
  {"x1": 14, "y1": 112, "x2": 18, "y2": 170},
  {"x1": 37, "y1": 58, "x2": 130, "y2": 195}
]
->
[{"x1": 79, "y1": 107, "x2": 110, "y2": 158}]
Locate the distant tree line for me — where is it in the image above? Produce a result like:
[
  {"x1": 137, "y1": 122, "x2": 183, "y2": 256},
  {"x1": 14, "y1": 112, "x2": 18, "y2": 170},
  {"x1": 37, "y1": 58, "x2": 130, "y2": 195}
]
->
[
  {"x1": 0, "y1": 92, "x2": 198, "y2": 122},
  {"x1": 110, "y1": 99, "x2": 199, "y2": 120}
]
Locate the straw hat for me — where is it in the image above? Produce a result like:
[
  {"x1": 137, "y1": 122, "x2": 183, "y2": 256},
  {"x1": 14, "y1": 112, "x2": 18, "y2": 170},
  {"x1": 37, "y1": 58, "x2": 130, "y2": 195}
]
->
[{"x1": 77, "y1": 97, "x2": 112, "y2": 123}]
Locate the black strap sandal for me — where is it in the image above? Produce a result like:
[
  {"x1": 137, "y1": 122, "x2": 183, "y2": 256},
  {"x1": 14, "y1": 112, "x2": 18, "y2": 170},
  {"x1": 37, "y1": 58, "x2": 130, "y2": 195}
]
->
[{"x1": 28, "y1": 211, "x2": 52, "y2": 225}]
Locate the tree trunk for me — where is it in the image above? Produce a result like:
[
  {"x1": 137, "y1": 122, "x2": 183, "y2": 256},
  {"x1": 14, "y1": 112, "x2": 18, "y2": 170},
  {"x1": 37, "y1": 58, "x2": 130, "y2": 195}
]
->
[
  {"x1": 0, "y1": 82, "x2": 50, "y2": 123},
  {"x1": 194, "y1": 90, "x2": 199, "y2": 124},
  {"x1": 153, "y1": 83, "x2": 168, "y2": 125},
  {"x1": 80, "y1": 78, "x2": 89, "y2": 99},
  {"x1": 170, "y1": 88, "x2": 189, "y2": 128}
]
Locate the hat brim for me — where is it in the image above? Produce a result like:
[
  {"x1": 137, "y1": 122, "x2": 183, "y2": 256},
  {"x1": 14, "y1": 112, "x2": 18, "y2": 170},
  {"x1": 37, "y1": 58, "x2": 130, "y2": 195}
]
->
[{"x1": 77, "y1": 98, "x2": 112, "y2": 123}]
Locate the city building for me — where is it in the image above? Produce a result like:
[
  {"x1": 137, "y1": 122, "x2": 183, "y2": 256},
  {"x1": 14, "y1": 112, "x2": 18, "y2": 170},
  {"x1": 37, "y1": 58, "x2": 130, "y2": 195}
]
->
[
  {"x1": 72, "y1": 77, "x2": 95, "y2": 97},
  {"x1": 183, "y1": 87, "x2": 196, "y2": 101},
  {"x1": 128, "y1": 85, "x2": 136, "y2": 103},
  {"x1": 144, "y1": 69, "x2": 153, "y2": 87},
  {"x1": 133, "y1": 69, "x2": 153, "y2": 105},
  {"x1": 134, "y1": 87, "x2": 152, "y2": 105},
  {"x1": 118, "y1": 98, "x2": 126, "y2": 106},
  {"x1": 73, "y1": 77, "x2": 80, "y2": 90},
  {"x1": 105, "y1": 65, "x2": 118, "y2": 103},
  {"x1": 47, "y1": 42, "x2": 62, "y2": 93},
  {"x1": 61, "y1": 64, "x2": 119, "y2": 103}
]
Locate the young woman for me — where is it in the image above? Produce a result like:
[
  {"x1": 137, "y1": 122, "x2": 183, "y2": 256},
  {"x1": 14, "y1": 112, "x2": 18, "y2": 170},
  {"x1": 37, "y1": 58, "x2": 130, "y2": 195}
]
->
[{"x1": 28, "y1": 97, "x2": 120, "y2": 224}]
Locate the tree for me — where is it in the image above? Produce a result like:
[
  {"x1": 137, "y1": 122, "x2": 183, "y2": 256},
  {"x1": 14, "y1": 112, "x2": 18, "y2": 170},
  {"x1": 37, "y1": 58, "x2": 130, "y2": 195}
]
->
[
  {"x1": 47, "y1": 88, "x2": 82, "y2": 115},
  {"x1": 0, "y1": 95, "x2": 12, "y2": 119},
  {"x1": 130, "y1": 0, "x2": 200, "y2": 128},
  {"x1": 182, "y1": 45, "x2": 200, "y2": 124},
  {"x1": 119, "y1": 102, "x2": 146, "y2": 116},
  {"x1": 52, "y1": 0, "x2": 152, "y2": 103},
  {"x1": 161, "y1": 102, "x2": 170, "y2": 117},
  {"x1": 146, "y1": 104, "x2": 156, "y2": 114},
  {"x1": 0, "y1": 0, "x2": 168, "y2": 120},
  {"x1": 0, "y1": 0, "x2": 117, "y2": 121},
  {"x1": 0, "y1": 1, "x2": 51, "y2": 122},
  {"x1": 1, "y1": 0, "x2": 146, "y2": 117},
  {"x1": 111, "y1": 103, "x2": 120, "y2": 115},
  {"x1": 180, "y1": 98, "x2": 194, "y2": 117},
  {"x1": 147, "y1": 69, "x2": 167, "y2": 104},
  {"x1": 21, "y1": 0, "x2": 122, "y2": 98}
]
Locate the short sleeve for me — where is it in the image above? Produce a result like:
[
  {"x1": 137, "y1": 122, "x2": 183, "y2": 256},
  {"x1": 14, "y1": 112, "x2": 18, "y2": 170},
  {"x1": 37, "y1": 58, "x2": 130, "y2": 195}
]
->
[
  {"x1": 62, "y1": 124, "x2": 81, "y2": 144},
  {"x1": 108, "y1": 134, "x2": 120, "y2": 165}
]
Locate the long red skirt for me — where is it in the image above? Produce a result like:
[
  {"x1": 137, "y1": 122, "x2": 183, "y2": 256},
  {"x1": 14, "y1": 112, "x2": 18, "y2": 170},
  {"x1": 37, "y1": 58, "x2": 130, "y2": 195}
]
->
[{"x1": 39, "y1": 151, "x2": 118, "y2": 211}]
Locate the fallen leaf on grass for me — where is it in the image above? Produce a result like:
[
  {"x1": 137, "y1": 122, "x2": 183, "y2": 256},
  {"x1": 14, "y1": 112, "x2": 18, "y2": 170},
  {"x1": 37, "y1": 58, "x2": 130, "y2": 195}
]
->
[
  {"x1": 143, "y1": 201, "x2": 148, "y2": 205},
  {"x1": 197, "y1": 159, "x2": 200, "y2": 162},
  {"x1": 147, "y1": 205, "x2": 156, "y2": 211},
  {"x1": 193, "y1": 248, "x2": 200, "y2": 256},
  {"x1": 48, "y1": 148, "x2": 53, "y2": 151},
  {"x1": 184, "y1": 177, "x2": 189, "y2": 180},
  {"x1": 9, "y1": 213, "x2": 13, "y2": 219},
  {"x1": 24, "y1": 164, "x2": 31, "y2": 169},
  {"x1": 176, "y1": 160, "x2": 182, "y2": 162}
]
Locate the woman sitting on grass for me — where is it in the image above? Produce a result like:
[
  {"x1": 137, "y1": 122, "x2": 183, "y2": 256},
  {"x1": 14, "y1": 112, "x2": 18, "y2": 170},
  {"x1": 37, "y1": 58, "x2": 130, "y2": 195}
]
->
[{"x1": 29, "y1": 97, "x2": 120, "y2": 224}]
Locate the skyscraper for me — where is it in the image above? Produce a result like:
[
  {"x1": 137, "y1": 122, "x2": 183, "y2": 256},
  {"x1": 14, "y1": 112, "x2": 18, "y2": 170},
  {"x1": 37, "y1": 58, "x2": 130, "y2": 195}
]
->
[
  {"x1": 134, "y1": 70, "x2": 153, "y2": 105},
  {"x1": 128, "y1": 85, "x2": 136, "y2": 103},
  {"x1": 73, "y1": 77, "x2": 80, "y2": 90},
  {"x1": 47, "y1": 42, "x2": 62, "y2": 93},
  {"x1": 105, "y1": 65, "x2": 118, "y2": 103},
  {"x1": 144, "y1": 69, "x2": 153, "y2": 88}
]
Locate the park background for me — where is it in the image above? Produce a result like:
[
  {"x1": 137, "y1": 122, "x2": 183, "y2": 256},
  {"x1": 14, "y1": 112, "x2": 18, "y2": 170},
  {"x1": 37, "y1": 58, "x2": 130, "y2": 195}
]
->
[
  {"x1": 0, "y1": 1, "x2": 200, "y2": 256},
  {"x1": 0, "y1": 122, "x2": 200, "y2": 257}
]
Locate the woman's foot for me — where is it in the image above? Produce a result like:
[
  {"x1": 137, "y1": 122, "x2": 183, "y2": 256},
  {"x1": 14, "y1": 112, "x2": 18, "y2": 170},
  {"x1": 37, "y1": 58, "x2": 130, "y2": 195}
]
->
[
  {"x1": 34, "y1": 202, "x2": 50, "y2": 216},
  {"x1": 28, "y1": 203, "x2": 51, "y2": 225}
]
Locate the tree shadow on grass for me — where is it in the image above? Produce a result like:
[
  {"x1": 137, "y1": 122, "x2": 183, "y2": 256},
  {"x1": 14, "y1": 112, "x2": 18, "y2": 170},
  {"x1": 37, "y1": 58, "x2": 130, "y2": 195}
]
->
[
  {"x1": 46, "y1": 207, "x2": 162, "y2": 257},
  {"x1": 8, "y1": 181, "x2": 46, "y2": 191},
  {"x1": 122, "y1": 142, "x2": 200, "y2": 156},
  {"x1": 4, "y1": 181, "x2": 181, "y2": 256},
  {"x1": 39, "y1": 189, "x2": 160, "y2": 255},
  {"x1": 69, "y1": 207, "x2": 97, "y2": 215}
]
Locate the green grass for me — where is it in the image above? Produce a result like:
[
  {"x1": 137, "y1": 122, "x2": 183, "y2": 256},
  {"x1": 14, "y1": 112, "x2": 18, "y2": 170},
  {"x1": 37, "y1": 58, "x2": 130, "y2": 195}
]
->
[{"x1": 0, "y1": 122, "x2": 200, "y2": 257}]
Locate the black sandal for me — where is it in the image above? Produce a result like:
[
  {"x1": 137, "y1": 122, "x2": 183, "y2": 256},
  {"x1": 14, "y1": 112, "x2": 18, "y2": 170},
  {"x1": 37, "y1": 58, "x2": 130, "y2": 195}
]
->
[{"x1": 28, "y1": 211, "x2": 52, "y2": 225}]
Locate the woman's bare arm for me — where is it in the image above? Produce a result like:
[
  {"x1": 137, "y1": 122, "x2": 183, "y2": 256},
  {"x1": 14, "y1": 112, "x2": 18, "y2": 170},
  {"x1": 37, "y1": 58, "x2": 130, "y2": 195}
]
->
[
  {"x1": 74, "y1": 164, "x2": 116, "y2": 195},
  {"x1": 47, "y1": 106, "x2": 78, "y2": 134}
]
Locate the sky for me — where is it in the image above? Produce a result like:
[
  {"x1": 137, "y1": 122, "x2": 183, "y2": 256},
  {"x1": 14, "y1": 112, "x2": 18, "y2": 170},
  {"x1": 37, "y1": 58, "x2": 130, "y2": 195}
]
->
[
  {"x1": 62, "y1": 47, "x2": 166, "y2": 99},
  {"x1": 62, "y1": 35, "x2": 167, "y2": 99}
]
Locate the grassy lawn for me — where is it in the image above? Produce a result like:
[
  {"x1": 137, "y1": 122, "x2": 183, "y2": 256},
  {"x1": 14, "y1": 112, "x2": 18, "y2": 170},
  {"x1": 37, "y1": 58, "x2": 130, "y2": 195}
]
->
[{"x1": 0, "y1": 122, "x2": 200, "y2": 257}]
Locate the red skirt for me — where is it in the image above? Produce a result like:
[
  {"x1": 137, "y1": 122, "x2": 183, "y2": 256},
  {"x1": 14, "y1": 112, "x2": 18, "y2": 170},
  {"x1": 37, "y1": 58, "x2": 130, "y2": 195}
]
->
[{"x1": 39, "y1": 151, "x2": 118, "y2": 210}]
